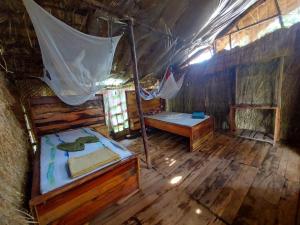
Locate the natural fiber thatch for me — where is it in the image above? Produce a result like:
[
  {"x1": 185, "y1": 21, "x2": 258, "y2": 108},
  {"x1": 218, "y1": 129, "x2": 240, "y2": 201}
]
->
[
  {"x1": 0, "y1": 0, "x2": 261, "y2": 81},
  {"x1": 15, "y1": 78, "x2": 54, "y2": 104},
  {"x1": 235, "y1": 59, "x2": 279, "y2": 134},
  {"x1": 187, "y1": 22, "x2": 300, "y2": 76},
  {"x1": 170, "y1": 23, "x2": 300, "y2": 142},
  {"x1": 169, "y1": 68, "x2": 235, "y2": 129},
  {"x1": 0, "y1": 73, "x2": 33, "y2": 224},
  {"x1": 281, "y1": 54, "x2": 300, "y2": 143}
]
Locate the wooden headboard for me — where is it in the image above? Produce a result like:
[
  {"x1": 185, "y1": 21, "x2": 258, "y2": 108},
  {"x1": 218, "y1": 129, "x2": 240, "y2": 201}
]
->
[
  {"x1": 126, "y1": 90, "x2": 165, "y2": 131},
  {"x1": 29, "y1": 95, "x2": 105, "y2": 137}
]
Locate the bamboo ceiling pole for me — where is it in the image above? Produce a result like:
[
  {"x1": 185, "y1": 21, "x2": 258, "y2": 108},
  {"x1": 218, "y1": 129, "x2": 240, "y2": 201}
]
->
[{"x1": 127, "y1": 18, "x2": 151, "y2": 169}]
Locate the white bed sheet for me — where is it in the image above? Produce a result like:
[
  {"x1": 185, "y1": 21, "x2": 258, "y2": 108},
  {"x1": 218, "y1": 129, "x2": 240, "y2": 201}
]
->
[
  {"x1": 40, "y1": 127, "x2": 132, "y2": 194},
  {"x1": 144, "y1": 111, "x2": 209, "y2": 127}
]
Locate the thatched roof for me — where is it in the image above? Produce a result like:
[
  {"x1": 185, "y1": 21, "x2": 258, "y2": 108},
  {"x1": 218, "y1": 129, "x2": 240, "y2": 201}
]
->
[{"x1": 0, "y1": 0, "x2": 260, "y2": 82}]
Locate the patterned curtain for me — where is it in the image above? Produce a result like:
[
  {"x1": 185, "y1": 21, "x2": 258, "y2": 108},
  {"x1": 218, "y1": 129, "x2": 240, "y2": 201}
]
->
[{"x1": 104, "y1": 89, "x2": 129, "y2": 134}]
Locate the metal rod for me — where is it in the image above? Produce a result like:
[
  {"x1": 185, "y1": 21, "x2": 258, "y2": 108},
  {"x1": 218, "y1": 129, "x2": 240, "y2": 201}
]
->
[{"x1": 127, "y1": 18, "x2": 151, "y2": 169}]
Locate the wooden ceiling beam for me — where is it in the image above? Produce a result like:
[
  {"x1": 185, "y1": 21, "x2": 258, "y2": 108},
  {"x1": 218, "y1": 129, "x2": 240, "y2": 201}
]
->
[
  {"x1": 274, "y1": 0, "x2": 284, "y2": 28},
  {"x1": 217, "y1": 14, "x2": 279, "y2": 39},
  {"x1": 216, "y1": 0, "x2": 267, "y2": 38},
  {"x1": 83, "y1": 0, "x2": 175, "y2": 40}
]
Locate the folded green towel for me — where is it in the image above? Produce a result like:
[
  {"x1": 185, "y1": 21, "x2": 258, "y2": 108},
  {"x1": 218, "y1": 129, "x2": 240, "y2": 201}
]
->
[
  {"x1": 57, "y1": 142, "x2": 84, "y2": 151},
  {"x1": 57, "y1": 136, "x2": 99, "y2": 152},
  {"x1": 77, "y1": 136, "x2": 99, "y2": 144}
]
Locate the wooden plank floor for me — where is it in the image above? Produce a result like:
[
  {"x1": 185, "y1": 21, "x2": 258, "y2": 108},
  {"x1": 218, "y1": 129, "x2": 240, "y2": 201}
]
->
[{"x1": 91, "y1": 131, "x2": 300, "y2": 225}]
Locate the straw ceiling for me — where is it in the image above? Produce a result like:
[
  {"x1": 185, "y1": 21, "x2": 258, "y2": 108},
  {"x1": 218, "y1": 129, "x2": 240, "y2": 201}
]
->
[{"x1": 0, "y1": 0, "x2": 261, "y2": 82}]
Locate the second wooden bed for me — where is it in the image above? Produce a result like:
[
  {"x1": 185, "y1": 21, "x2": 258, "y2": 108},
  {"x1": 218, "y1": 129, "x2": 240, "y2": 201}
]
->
[{"x1": 144, "y1": 112, "x2": 214, "y2": 151}]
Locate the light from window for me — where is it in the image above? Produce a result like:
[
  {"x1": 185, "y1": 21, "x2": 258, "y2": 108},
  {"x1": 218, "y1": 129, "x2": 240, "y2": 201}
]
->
[
  {"x1": 283, "y1": 7, "x2": 300, "y2": 28},
  {"x1": 100, "y1": 78, "x2": 124, "y2": 86},
  {"x1": 257, "y1": 18, "x2": 281, "y2": 39},
  {"x1": 189, "y1": 49, "x2": 213, "y2": 65}
]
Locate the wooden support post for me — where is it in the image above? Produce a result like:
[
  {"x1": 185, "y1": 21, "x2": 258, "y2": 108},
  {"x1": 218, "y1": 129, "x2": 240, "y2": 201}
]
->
[
  {"x1": 229, "y1": 106, "x2": 236, "y2": 132},
  {"x1": 274, "y1": 56, "x2": 284, "y2": 145},
  {"x1": 235, "y1": 66, "x2": 239, "y2": 103},
  {"x1": 127, "y1": 18, "x2": 151, "y2": 168},
  {"x1": 274, "y1": 0, "x2": 284, "y2": 28},
  {"x1": 277, "y1": 56, "x2": 284, "y2": 109},
  {"x1": 274, "y1": 107, "x2": 281, "y2": 144},
  {"x1": 229, "y1": 66, "x2": 239, "y2": 133}
]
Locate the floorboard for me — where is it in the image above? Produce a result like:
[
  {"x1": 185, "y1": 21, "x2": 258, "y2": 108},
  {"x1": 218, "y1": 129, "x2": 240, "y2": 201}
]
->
[{"x1": 90, "y1": 131, "x2": 300, "y2": 225}]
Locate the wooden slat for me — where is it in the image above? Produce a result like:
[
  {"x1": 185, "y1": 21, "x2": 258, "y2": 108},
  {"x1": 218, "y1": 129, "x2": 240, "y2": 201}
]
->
[
  {"x1": 144, "y1": 117, "x2": 190, "y2": 137},
  {"x1": 191, "y1": 117, "x2": 214, "y2": 151},
  {"x1": 30, "y1": 156, "x2": 137, "y2": 205},
  {"x1": 145, "y1": 116, "x2": 214, "y2": 152},
  {"x1": 210, "y1": 164, "x2": 258, "y2": 224},
  {"x1": 191, "y1": 160, "x2": 237, "y2": 207},
  {"x1": 29, "y1": 95, "x2": 105, "y2": 136},
  {"x1": 88, "y1": 131, "x2": 300, "y2": 225},
  {"x1": 277, "y1": 180, "x2": 300, "y2": 225},
  {"x1": 229, "y1": 103, "x2": 279, "y2": 145},
  {"x1": 126, "y1": 91, "x2": 164, "y2": 131},
  {"x1": 30, "y1": 156, "x2": 139, "y2": 225},
  {"x1": 231, "y1": 104, "x2": 277, "y2": 109}
]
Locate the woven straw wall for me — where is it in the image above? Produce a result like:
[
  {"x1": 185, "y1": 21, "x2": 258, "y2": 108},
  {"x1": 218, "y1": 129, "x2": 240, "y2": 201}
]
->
[
  {"x1": 0, "y1": 73, "x2": 33, "y2": 224},
  {"x1": 170, "y1": 24, "x2": 300, "y2": 142}
]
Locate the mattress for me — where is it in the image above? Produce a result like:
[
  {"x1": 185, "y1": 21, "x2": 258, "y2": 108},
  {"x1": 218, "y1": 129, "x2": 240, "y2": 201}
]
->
[
  {"x1": 40, "y1": 127, "x2": 132, "y2": 194},
  {"x1": 144, "y1": 111, "x2": 209, "y2": 127}
]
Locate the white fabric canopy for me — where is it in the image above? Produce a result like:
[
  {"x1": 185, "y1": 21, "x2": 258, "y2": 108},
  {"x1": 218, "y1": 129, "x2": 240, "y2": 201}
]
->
[
  {"x1": 140, "y1": 67, "x2": 185, "y2": 100},
  {"x1": 23, "y1": 0, "x2": 121, "y2": 105}
]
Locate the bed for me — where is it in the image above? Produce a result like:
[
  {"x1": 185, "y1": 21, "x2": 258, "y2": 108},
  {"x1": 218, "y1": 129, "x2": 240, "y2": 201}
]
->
[
  {"x1": 144, "y1": 112, "x2": 214, "y2": 151},
  {"x1": 125, "y1": 90, "x2": 165, "y2": 132},
  {"x1": 29, "y1": 95, "x2": 140, "y2": 225}
]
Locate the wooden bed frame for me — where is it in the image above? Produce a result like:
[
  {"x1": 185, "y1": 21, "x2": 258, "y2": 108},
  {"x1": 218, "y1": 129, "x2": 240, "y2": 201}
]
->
[
  {"x1": 144, "y1": 114, "x2": 214, "y2": 152},
  {"x1": 29, "y1": 95, "x2": 140, "y2": 225},
  {"x1": 125, "y1": 90, "x2": 165, "y2": 132}
]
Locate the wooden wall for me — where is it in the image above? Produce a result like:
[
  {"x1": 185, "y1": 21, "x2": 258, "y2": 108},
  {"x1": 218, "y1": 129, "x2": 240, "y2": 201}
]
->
[
  {"x1": 0, "y1": 74, "x2": 32, "y2": 224},
  {"x1": 126, "y1": 91, "x2": 164, "y2": 131},
  {"x1": 29, "y1": 95, "x2": 105, "y2": 136}
]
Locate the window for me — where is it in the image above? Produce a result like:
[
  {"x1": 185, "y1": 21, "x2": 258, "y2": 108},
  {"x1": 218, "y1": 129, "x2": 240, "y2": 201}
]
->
[
  {"x1": 104, "y1": 89, "x2": 129, "y2": 134},
  {"x1": 100, "y1": 78, "x2": 124, "y2": 86}
]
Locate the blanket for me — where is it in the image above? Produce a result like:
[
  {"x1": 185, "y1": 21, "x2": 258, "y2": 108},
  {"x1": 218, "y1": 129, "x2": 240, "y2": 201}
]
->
[{"x1": 68, "y1": 147, "x2": 121, "y2": 178}]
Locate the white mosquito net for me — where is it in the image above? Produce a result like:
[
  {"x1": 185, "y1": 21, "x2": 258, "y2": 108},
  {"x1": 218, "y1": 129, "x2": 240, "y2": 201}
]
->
[
  {"x1": 140, "y1": 67, "x2": 185, "y2": 100},
  {"x1": 23, "y1": 0, "x2": 122, "y2": 105}
]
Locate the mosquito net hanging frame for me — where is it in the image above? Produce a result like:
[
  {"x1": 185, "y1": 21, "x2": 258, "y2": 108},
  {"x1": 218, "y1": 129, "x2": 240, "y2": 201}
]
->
[
  {"x1": 23, "y1": 0, "x2": 122, "y2": 105},
  {"x1": 24, "y1": 0, "x2": 155, "y2": 168}
]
